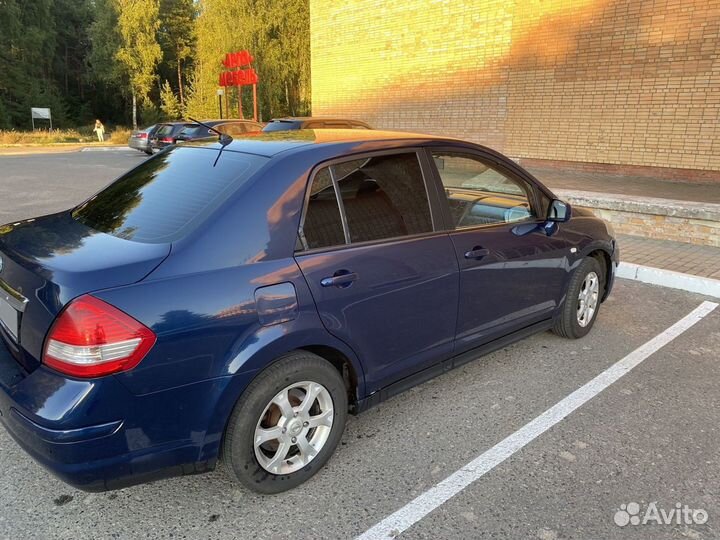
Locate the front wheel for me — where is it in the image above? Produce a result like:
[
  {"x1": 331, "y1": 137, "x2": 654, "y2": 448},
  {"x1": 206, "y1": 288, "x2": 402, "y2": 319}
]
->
[
  {"x1": 223, "y1": 351, "x2": 347, "y2": 494},
  {"x1": 553, "y1": 257, "x2": 604, "y2": 339}
]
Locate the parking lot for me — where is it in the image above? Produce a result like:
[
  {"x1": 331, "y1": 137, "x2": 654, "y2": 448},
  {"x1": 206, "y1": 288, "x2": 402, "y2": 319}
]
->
[{"x1": 1, "y1": 150, "x2": 719, "y2": 540}]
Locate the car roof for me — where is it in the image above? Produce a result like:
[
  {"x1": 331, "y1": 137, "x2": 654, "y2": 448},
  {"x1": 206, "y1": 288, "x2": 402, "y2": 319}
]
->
[
  {"x1": 199, "y1": 119, "x2": 263, "y2": 125},
  {"x1": 268, "y1": 117, "x2": 366, "y2": 123},
  {"x1": 184, "y1": 129, "x2": 458, "y2": 157}
]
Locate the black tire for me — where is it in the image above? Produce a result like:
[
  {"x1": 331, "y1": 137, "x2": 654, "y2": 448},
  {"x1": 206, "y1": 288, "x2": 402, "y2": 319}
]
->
[
  {"x1": 223, "y1": 351, "x2": 347, "y2": 494},
  {"x1": 552, "y1": 257, "x2": 604, "y2": 339},
  {"x1": 144, "y1": 149, "x2": 153, "y2": 155}
]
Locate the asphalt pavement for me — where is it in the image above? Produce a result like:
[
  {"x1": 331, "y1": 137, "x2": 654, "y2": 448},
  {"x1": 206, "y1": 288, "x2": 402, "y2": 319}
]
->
[
  {"x1": 0, "y1": 150, "x2": 718, "y2": 539},
  {"x1": 0, "y1": 148, "x2": 147, "y2": 224}
]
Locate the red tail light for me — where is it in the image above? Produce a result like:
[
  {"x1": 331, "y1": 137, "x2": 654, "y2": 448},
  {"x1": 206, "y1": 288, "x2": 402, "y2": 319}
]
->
[
  {"x1": 43, "y1": 295, "x2": 156, "y2": 378},
  {"x1": 161, "y1": 137, "x2": 174, "y2": 143},
  {"x1": 138, "y1": 132, "x2": 148, "y2": 139}
]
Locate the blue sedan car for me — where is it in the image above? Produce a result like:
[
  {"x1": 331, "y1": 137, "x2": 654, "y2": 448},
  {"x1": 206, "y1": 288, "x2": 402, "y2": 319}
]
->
[{"x1": 0, "y1": 130, "x2": 618, "y2": 493}]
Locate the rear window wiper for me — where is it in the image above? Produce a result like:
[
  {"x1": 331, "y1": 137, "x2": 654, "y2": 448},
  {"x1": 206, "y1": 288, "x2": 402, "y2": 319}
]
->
[
  {"x1": 187, "y1": 117, "x2": 232, "y2": 146},
  {"x1": 187, "y1": 117, "x2": 233, "y2": 167}
]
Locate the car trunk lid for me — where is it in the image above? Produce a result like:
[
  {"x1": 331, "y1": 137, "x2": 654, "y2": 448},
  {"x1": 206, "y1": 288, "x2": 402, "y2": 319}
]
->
[{"x1": 0, "y1": 213, "x2": 170, "y2": 373}]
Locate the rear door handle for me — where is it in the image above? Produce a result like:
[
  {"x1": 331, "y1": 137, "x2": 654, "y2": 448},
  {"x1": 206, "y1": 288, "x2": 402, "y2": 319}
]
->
[
  {"x1": 321, "y1": 272, "x2": 358, "y2": 288},
  {"x1": 464, "y1": 247, "x2": 490, "y2": 260}
]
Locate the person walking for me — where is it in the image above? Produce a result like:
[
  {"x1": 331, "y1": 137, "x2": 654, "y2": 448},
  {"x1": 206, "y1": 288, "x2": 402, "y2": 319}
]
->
[{"x1": 93, "y1": 119, "x2": 105, "y2": 142}]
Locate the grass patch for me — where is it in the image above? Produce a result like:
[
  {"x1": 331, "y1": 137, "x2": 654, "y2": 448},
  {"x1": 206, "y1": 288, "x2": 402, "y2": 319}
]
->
[
  {"x1": 107, "y1": 128, "x2": 132, "y2": 144},
  {"x1": 0, "y1": 127, "x2": 131, "y2": 145}
]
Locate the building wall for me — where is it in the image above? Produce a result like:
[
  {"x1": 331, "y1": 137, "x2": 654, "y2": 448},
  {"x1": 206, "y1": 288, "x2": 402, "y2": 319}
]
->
[{"x1": 310, "y1": 0, "x2": 720, "y2": 171}]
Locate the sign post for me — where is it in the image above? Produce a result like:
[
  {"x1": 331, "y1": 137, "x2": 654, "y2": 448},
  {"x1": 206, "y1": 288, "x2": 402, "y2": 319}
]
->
[
  {"x1": 219, "y1": 51, "x2": 259, "y2": 121},
  {"x1": 216, "y1": 88, "x2": 225, "y2": 119},
  {"x1": 31, "y1": 108, "x2": 52, "y2": 130},
  {"x1": 253, "y1": 83, "x2": 258, "y2": 122}
]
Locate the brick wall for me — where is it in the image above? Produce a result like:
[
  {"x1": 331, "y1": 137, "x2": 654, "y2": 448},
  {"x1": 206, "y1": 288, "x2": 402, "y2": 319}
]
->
[{"x1": 310, "y1": 0, "x2": 720, "y2": 171}]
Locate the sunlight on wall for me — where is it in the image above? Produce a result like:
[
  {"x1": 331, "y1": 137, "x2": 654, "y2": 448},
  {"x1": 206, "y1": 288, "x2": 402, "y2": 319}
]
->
[{"x1": 311, "y1": 0, "x2": 720, "y2": 170}]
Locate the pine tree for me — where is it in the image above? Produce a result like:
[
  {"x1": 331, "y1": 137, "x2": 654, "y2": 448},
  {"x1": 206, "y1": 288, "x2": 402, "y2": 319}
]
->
[{"x1": 160, "y1": 80, "x2": 182, "y2": 119}]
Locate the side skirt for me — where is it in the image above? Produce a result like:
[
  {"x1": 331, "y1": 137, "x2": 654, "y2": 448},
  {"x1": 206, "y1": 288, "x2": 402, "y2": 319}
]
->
[{"x1": 354, "y1": 319, "x2": 553, "y2": 414}]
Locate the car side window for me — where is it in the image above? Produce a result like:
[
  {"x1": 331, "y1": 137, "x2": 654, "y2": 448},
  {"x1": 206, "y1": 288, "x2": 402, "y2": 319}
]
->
[
  {"x1": 299, "y1": 152, "x2": 434, "y2": 251},
  {"x1": 432, "y1": 152, "x2": 535, "y2": 228},
  {"x1": 215, "y1": 123, "x2": 232, "y2": 135},
  {"x1": 229, "y1": 123, "x2": 257, "y2": 135},
  {"x1": 299, "y1": 168, "x2": 346, "y2": 250}
]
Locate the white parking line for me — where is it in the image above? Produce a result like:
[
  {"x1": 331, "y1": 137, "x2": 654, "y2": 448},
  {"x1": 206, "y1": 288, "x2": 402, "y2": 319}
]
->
[{"x1": 357, "y1": 301, "x2": 719, "y2": 540}]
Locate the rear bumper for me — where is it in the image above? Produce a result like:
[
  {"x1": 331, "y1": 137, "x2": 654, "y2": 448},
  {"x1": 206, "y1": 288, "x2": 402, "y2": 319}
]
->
[
  {"x1": 128, "y1": 139, "x2": 150, "y2": 152},
  {"x1": 0, "y1": 339, "x2": 228, "y2": 491}
]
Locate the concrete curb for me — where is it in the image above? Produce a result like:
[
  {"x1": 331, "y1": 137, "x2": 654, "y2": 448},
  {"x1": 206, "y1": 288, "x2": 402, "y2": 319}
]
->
[
  {"x1": 0, "y1": 144, "x2": 125, "y2": 156},
  {"x1": 555, "y1": 189, "x2": 720, "y2": 222},
  {"x1": 80, "y1": 146, "x2": 129, "y2": 152},
  {"x1": 617, "y1": 262, "x2": 720, "y2": 299}
]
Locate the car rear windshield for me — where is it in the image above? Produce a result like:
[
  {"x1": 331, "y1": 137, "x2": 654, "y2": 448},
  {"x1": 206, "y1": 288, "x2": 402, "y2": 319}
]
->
[
  {"x1": 157, "y1": 123, "x2": 194, "y2": 137},
  {"x1": 178, "y1": 125, "x2": 207, "y2": 138},
  {"x1": 262, "y1": 121, "x2": 300, "y2": 132},
  {"x1": 73, "y1": 147, "x2": 268, "y2": 243}
]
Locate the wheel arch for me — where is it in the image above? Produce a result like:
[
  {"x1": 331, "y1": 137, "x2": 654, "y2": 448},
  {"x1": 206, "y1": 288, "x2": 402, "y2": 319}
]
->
[
  {"x1": 199, "y1": 329, "x2": 366, "y2": 464},
  {"x1": 299, "y1": 344, "x2": 361, "y2": 413},
  {"x1": 585, "y1": 246, "x2": 613, "y2": 301}
]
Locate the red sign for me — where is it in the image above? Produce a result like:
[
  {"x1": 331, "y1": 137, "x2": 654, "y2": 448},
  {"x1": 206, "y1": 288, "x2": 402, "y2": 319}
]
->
[
  {"x1": 219, "y1": 68, "x2": 258, "y2": 87},
  {"x1": 219, "y1": 50, "x2": 259, "y2": 122},
  {"x1": 223, "y1": 50, "x2": 254, "y2": 69}
]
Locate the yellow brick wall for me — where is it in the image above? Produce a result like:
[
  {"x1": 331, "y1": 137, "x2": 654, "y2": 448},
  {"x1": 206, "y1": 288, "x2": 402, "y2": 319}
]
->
[{"x1": 310, "y1": 0, "x2": 720, "y2": 171}]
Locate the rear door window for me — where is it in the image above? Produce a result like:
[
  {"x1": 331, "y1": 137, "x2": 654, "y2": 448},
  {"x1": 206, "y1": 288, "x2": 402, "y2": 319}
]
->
[
  {"x1": 73, "y1": 148, "x2": 268, "y2": 243},
  {"x1": 298, "y1": 152, "x2": 435, "y2": 250}
]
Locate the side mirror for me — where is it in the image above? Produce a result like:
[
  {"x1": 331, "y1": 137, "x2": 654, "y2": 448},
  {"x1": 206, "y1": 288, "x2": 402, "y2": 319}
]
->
[{"x1": 547, "y1": 199, "x2": 571, "y2": 223}]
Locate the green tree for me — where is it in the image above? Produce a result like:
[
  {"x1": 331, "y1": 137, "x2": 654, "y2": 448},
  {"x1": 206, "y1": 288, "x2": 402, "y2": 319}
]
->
[
  {"x1": 114, "y1": 0, "x2": 163, "y2": 129},
  {"x1": 186, "y1": 0, "x2": 310, "y2": 121},
  {"x1": 158, "y1": 0, "x2": 196, "y2": 108},
  {"x1": 160, "y1": 80, "x2": 182, "y2": 119}
]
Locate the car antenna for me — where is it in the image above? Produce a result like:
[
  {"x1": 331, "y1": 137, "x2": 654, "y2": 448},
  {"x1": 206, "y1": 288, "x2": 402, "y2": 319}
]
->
[{"x1": 187, "y1": 117, "x2": 232, "y2": 146}]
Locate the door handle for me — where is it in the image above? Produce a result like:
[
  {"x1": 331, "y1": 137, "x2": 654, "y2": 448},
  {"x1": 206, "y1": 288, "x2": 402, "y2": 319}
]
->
[
  {"x1": 321, "y1": 272, "x2": 358, "y2": 288},
  {"x1": 464, "y1": 247, "x2": 490, "y2": 260}
]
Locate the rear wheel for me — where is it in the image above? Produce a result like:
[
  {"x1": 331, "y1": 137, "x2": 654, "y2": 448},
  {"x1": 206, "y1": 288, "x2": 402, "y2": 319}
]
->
[
  {"x1": 223, "y1": 351, "x2": 347, "y2": 494},
  {"x1": 553, "y1": 257, "x2": 604, "y2": 339}
]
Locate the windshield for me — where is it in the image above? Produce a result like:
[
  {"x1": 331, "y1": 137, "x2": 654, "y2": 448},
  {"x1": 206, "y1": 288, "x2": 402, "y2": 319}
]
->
[
  {"x1": 73, "y1": 147, "x2": 268, "y2": 243},
  {"x1": 262, "y1": 121, "x2": 300, "y2": 132}
]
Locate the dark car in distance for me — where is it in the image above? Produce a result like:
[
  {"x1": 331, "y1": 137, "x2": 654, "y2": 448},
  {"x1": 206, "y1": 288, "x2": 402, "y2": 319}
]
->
[
  {"x1": 263, "y1": 117, "x2": 372, "y2": 132},
  {"x1": 149, "y1": 121, "x2": 196, "y2": 151},
  {"x1": 0, "y1": 130, "x2": 617, "y2": 494},
  {"x1": 128, "y1": 124, "x2": 158, "y2": 154},
  {"x1": 175, "y1": 119, "x2": 263, "y2": 142}
]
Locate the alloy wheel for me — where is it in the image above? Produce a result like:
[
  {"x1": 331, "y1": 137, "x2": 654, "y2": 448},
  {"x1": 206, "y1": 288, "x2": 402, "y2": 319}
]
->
[
  {"x1": 254, "y1": 381, "x2": 335, "y2": 475},
  {"x1": 577, "y1": 271, "x2": 599, "y2": 327}
]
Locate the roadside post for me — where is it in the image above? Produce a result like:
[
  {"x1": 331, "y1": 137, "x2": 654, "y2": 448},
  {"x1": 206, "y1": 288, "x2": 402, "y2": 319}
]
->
[{"x1": 216, "y1": 88, "x2": 225, "y2": 119}]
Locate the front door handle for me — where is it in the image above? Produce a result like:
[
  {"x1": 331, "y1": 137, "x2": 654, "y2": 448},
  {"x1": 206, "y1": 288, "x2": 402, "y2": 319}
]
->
[
  {"x1": 464, "y1": 247, "x2": 490, "y2": 260},
  {"x1": 321, "y1": 271, "x2": 358, "y2": 288}
]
